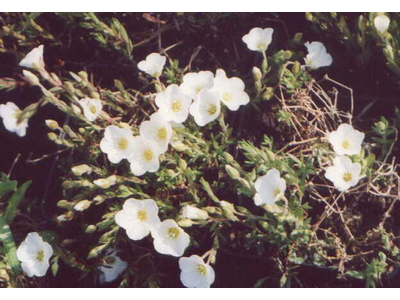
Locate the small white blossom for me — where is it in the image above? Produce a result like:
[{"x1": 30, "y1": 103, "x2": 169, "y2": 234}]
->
[
  {"x1": 78, "y1": 98, "x2": 102, "y2": 122},
  {"x1": 74, "y1": 200, "x2": 92, "y2": 211},
  {"x1": 99, "y1": 125, "x2": 135, "y2": 164},
  {"x1": 19, "y1": 45, "x2": 45, "y2": 70},
  {"x1": 189, "y1": 89, "x2": 221, "y2": 126},
  {"x1": 213, "y1": 69, "x2": 249, "y2": 111},
  {"x1": 115, "y1": 198, "x2": 160, "y2": 240},
  {"x1": 180, "y1": 71, "x2": 214, "y2": 99},
  {"x1": 254, "y1": 168, "x2": 286, "y2": 206},
  {"x1": 0, "y1": 102, "x2": 28, "y2": 137},
  {"x1": 304, "y1": 41, "x2": 333, "y2": 69},
  {"x1": 374, "y1": 14, "x2": 390, "y2": 34},
  {"x1": 16, "y1": 232, "x2": 53, "y2": 277},
  {"x1": 325, "y1": 156, "x2": 361, "y2": 192},
  {"x1": 140, "y1": 112, "x2": 173, "y2": 153},
  {"x1": 152, "y1": 219, "x2": 190, "y2": 257},
  {"x1": 182, "y1": 205, "x2": 209, "y2": 220},
  {"x1": 328, "y1": 123, "x2": 365, "y2": 156},
  {"x1": 99, "y1": 248, "x2": 128, "y2": 284},
  {"x1": 242, "y1": 27, "x2": 274, "y2": 52},
  {"x1": 179, "y1": 255, "x2": 215, "y2": 288},
  {"x1": 138, "y1": 53, "x2": 166, "y2": 77},
  {"x1": 155, "y1": 84, "x2": 192, "y2": 124},
  {"x1": 128, "y1": 136, "x2": 161, "y2": 176}
]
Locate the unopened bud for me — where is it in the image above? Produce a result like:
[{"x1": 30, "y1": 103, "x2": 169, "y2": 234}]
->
[
  {"x1": 225, "y1": 165, "x2": 241, "y2": 180},
  {"x1": 57, "y1": 199, "x2": 71, "y2": 209},
  {"x1": 262, "y1": 87, "x2": 274, "y2": 101},
  {"x1": 85, "y1": 225, "x2": 97, "y2": 234},
  {"x1": 252, "y1": 67, "x2": 262, "y2": 81},
  {"x1": 71, "y1": 164, "x2": 92, "y2": 176},
  {"x1": 45, "y1": 119, "x2": 59, "y2": 131},
  {"x1": 22, "y1": 70, "x2": 40, "y2": 86},
  {"x1": 47, "y1": 132, "x2": 58, "y2": 141},
  {"x1": 178, "y1": 158, "x2": 187, "y2": 171},
  {"x1": 261, "y1": 59, "x2": 268, "y2": 74},
  {"x1": 223, "y1": 152, "x2": 234, "y2": 163}
]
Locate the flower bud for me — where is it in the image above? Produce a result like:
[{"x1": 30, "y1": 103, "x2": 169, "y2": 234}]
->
[
  {"x1": 178, "y1": 158, "x2": 187, "y2": 171},
  {"x1": 94, "y1": 175, "x2": 117, "y2": 189},
  {"x1": 254, "y1": 81, "x2": 262, "y2": 92},
  {"x1": 74, "y1": 200, "x2": 92, "y2": 212},
  {"x1": 222, "y1": 152, "x2": 234, "y2": 163},
  {"x1": 22, "y1": 70, "x2": 40, "y2": 86},
  {"x1": 262, "y1": 87, "x2": 274, "y2": 101},
  {"x1": 252, "y1": 67, "x2": 262, "y2": 81},
  {"x1": 261, "y1": 59, "x2": 268, "y2": 74},
  {"x1": 85, "y1": 225, "x2": 97, "y2": 234},
  {"x1": 71, "y1": 164, "x2": 93, "y2": 176},
  {"x1": 45, "y1": 119, "x2": 59, "y2": 131},
  {"x1": 57, "y1": 199, "x2": 71, "y2": 209},
  {"x1": 178, "y1": 219, "x2": 193, "y2": 228},
  {"x1": 225, "y1": 165, "x2": 241, "y2": 180},
  {"x1": 71, "y1": 104, "x2": 81, "y2": 115},
  {"x1": 47, "y1": 132, "x2": 58, "y2": 141},
  {"x1": 64, "y1": 81, "x2": 75, "y2": 93}
]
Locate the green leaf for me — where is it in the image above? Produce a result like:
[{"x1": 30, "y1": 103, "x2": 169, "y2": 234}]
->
[
  {"x1": 0, "y1": 181, "x2": 17, "y2": 198},
  {"x1": 0, "y1": 215, "x2": 22, "y2": 280},
  {"x1": 4, "y1": 180, "x2": 32, "y2": 224}
]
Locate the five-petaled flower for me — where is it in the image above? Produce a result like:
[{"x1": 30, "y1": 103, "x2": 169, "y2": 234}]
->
[
  {"x1": 19, "y1": 45, "x2": 45, "y2": 71},
  {"x1": 325, "y1": 155, "x2": 361, "y2": 192},
  {"x1": 254, "y1": 168, "x2": 286, "y2": 206},
  {"x1": 0, "y1": 102, "x2": 29, "y2": 137},
  {"x1": 304, "y1": 41, "x2": 333, "y2": 69},
  {"x1": 242, "y1": 27, "x2": 274, "y2": 52},
  {"x1": 138, "y1": 53, "x2": 166, "y2": 78},
  {"x1": 140, "y1": 112, "x2": 173, "y2": 153},
  {"x1": 179, "y1": 255, "x2": 215, "y2": 288},
  {"x1": 180, "y1": 71, "x2": 214, "y2": 99},
  {"x1": 16, "y1": 232, "x2": 53, "y2": 277},
  {"x1": 98, "y1": 248, "x2": 128, "y2": 284},
  {"x1": 115, "y1": 198, "x2": 161, "y2": 240},
  {"x1": 152, "y1": 219, "x2": 190, "y2": 257},
  {"x1": 100, "y1": 125, "x2": 135, "y2": 164},
  {"x1": 128, "y1": 136, "x2": 161, "y2": 176},
  {"x1": 79, "y1": 98, "x2": 102, "y2": 122},
  {"x1": 328, "y1": 123, "x2": 365, "y2": 156},
  {"x1": 189, "y1": 89, "x2": 221, "y2": 127}
]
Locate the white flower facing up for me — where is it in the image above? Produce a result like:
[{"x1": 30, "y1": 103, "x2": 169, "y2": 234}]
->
[
  {"x1": 189, "y1": 89, "x2": 221, "y2": 127},
  {"x1": 213, "y1": 69, "x2": 250, "y2": 111},
  {"x1": 179, "y1": 255, "x2": 215, "y2": 288},
  {"x1": 140, "y1": 112, "x2": 173, "y2": 153},
  {"x1": 99, "y1": 249, "x2": 128, "y2": 284},
  {"x1": 100, "y1": 125, "x2": 135, "y2": 164},
  {"x1": 0, "y1": 102, "x2": 29, "y2": 137},
  {"x1": 182, "y1": 205, "x2": 209, "y2": 221},
  {"x1": 115, "y1": 198, "x2": 160, "y2": 240},
  {"x1": 137, "y1": 53, "x2": 166, "y2": 77},
  {"x1": 19, "y1": 45, "x2": 45, "y2": 70},
  {"x1": 128, "y1": 136, "x2": 161, "y2": 176},
  {"x1": 152, "y1": 219, "x2": 190, "y2": 257},
  {"x1": 254, "y1": 168, "x2": 286, "y2": 206},
  {"x1": 180, "y1": 71, "x2": 214, "y2": 99},
  {"x1": 242, "y1": 27, "x2": 274, "y2": 52},
  {"x1": 304, "y1": 41, "x2": 333, "y2": 69},
  {"x1": 374, "y1": 14, "x2": 390, "y2": 34},
  {"x1": 78, "y1": 98, "x2": 102, "y2": 122},
  {"x1": 325, "y1": 156, "x2": 361, "y2": 192},
  {"x1": 155, "y1": 84, "x2": 192, "y2": 124},
  {"x1": 16, "y1": 232, "x2": 53, "y2": 277},
  {"x1": 328, "y1": 123, "x2": 365, "y2": 156}
]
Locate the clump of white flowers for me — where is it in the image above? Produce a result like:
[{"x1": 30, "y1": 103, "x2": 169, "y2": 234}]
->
[
  {"x1": 138, "y1": 53, "x2": 166, "y2": 78},
  {"x1": 304, "y1": 41, "x2": 333, "y2": 69},
  {"x1": 179, "y1": 255, "x2": 215, "y2": 288},
  {"x1": 16, "y1": 232, "x2": 53, "y2": 277},
  {"x1": 324, "y1": 156, "x2": 361, "y2": 192},
  {"x1": 98, "y1": 248, "x2": 128, "y2": 284},
  {"x1": 328, "y1": 123, "x2": 365, "y2": 156},
  {"x1": 78, "y1": 98, "x2": 103, "y2": 122},
  {"x1": 242, "y1": 27, "x2": 274, "y2": 52},
  {"x1": 0, "y1": 102, "x2": 29, "y2": 137},
  {"x1": 254, "y1": 169, "x2": 286, "y2": 206}
]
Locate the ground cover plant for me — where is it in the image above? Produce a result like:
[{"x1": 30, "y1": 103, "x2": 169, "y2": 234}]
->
[{"x1": 1, "y1": 12, "x2": 400, "y2": 288}]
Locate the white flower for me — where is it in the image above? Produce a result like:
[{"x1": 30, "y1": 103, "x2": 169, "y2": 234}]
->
[
  {"x1": 74, "y1": 200, "x2": 92, "y2": 211},
  {"x1": 100, "y1": 125, "x2": 135, "y2": 164},
  {"x1": 180, "y1": 71, "x2": 214, "y2": 99},
  {"x1": 213, "y1": 69, "x2": 250, "y2": 111},
  {"x1": 140, "y1": 112, "x2": 173, "y2": 153},
  {"x1": 242, "y1": 27, "x2": 274, "y2": 52},
  {"x1": 254, "y1": 168, "x2": 286, "y2": 206},
  {"x1": 115, "y1": 198, "x2": 160, "y2": 240},
  {"x1": 0, "y1": 102, "x2": 29, "y2": 137},
  {"x1": 138, "y1": 53, "x2": 166, "y2": 77},
  {"x1": 22, "y1": 70, "x2": 40, "y2": 86},
  {"x1": 19, "y1": 45, "x2": 45, "y2": 70},
  {"x1": 325, "y1": 156, "x2": 361, "y2": 192},
  {"x1": 189, "y1": 89, "x2": 221, "y2": 126},
  {"x1": 304, "y1": 41, "x2": 333, "y2": 69},
  {"x1": 374, "y1": 14, "x2": 390, "y2": 34},
  {"x1": 152, "y1": 219, "x2": 190, "y2": 257},
  {"x1": 128, "y1": 136, "x2": 161, "y2": 176},
  {"x1": 99, "y1": 248, "x2": 128, "y2": 284},
  {"x1": 155, "y1": 84, "x2": 192, "y2": 124},
  {"x1": 328, "y1": 123, "x2": 365, "y2": 156},
  {"x1": 71, "y1": 164, "x2": 92, "y2": 176},
  {"x1": 182, "y1": 205, "x2": 209, "y2": 220},
  {"x1": 16, "y1": 232, "x2": 53, "y2": 277},
  {"x1": 78, "y1": 98, "x2": 102, "y2": 122},
  {"x1": 179, "y1": 255, "x2": 215, "y2": 288}
]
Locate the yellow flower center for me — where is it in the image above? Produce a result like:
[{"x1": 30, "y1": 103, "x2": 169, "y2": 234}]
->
[
  {"x1": 257, "y1": 43, "x2": 267, "y2": 51},
  {"x1": 195, "y1": 87, "x2": 203, "y2": 94},
  {"x1": 118, "y1": 138, "x2": 128, "y2": 150},
  {"x1": 171, "y1": 100, "x2": 182, "y2": 112},
  {"x1": 342, "y1": 140, "x2": 350, "y2": 149},
  {"x1": 207, "y1": 104, "x2": 217, "y2": 116},
  {"x1": 196, "y1": 264, "x2": 207, "y2": 276},
  {"x1": 137, "y1": 210, "x2": 148, "y2": 221},
  {"x1": 157, "y1": 127, "x2": 167, "y2": 140},
  {"x1": 273, "y1": 188, "x2": 281, "y2": 198},
  {"x1": 142, "y1": 148, "x2": 154, "y2": 161},
  {"x1": 89, "y1": 105, "x2": 97, "y2": 114},
  {"x1": 36, "y1": 250, "x2": 44, "y2": 262},
  {"x1": 222, "y1": 92, "x2": 232, "y2": 102},
  {"x1": 167, "y1": 227, "x2": 180, "y2": 239},
  {"x1": 343, "y1": 172, "x2": 353, "y2": 182}
]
